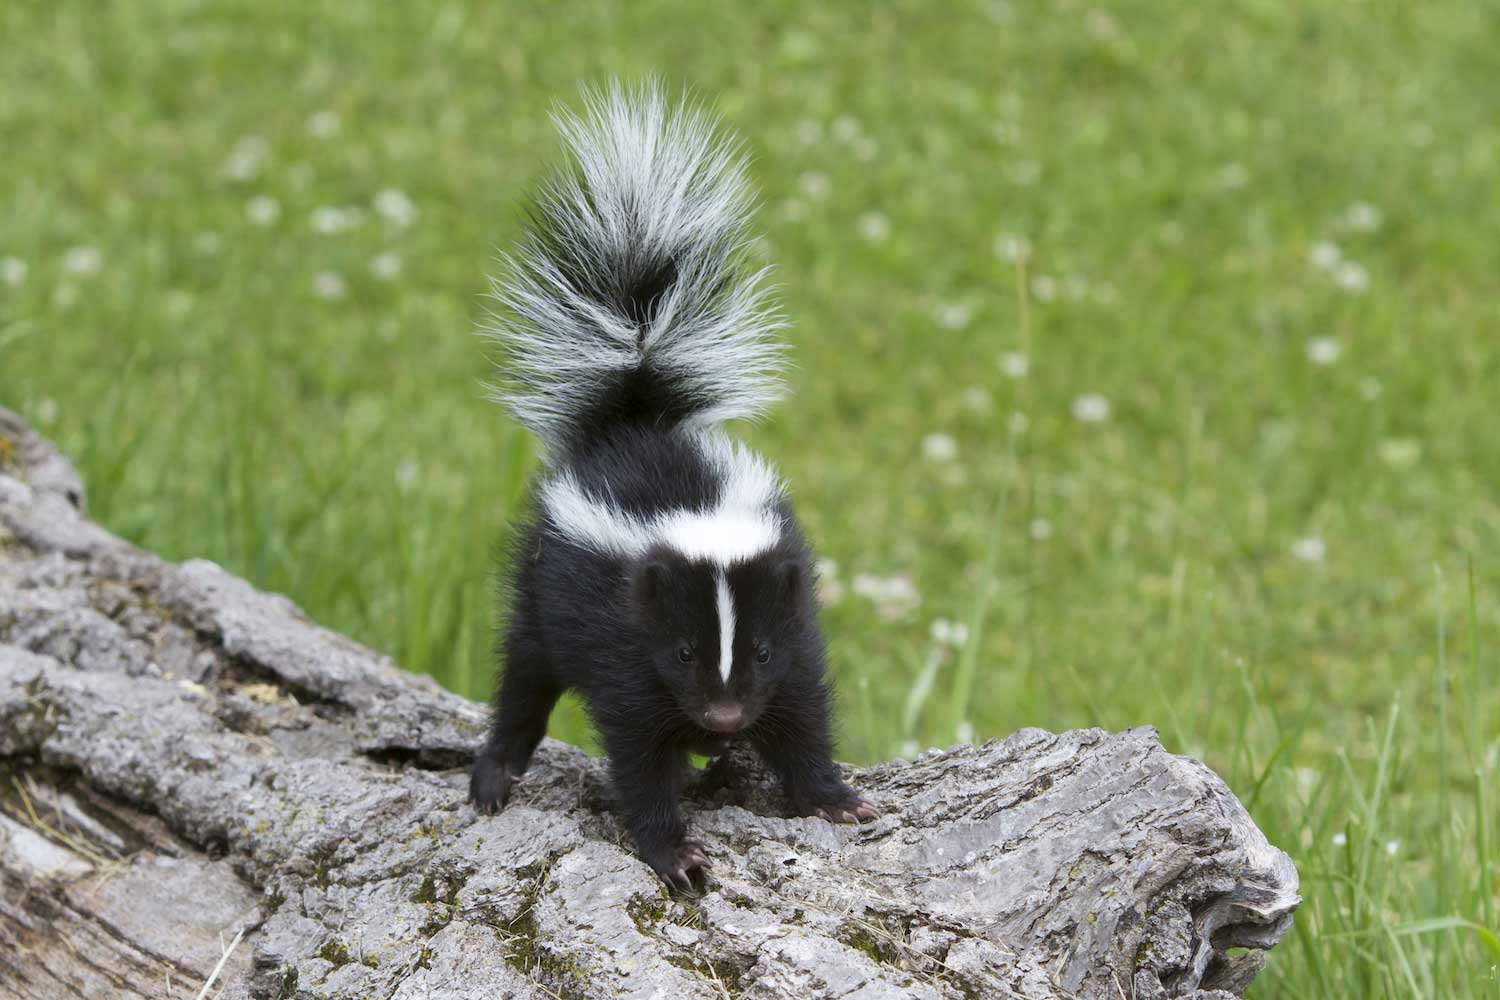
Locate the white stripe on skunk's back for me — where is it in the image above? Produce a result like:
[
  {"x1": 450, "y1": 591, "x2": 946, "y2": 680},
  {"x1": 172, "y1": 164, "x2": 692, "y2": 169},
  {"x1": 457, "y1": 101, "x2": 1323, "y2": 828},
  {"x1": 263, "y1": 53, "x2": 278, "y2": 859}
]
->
[{"x1": 540, "y1": 431, "x2": 786, "y2": 565}]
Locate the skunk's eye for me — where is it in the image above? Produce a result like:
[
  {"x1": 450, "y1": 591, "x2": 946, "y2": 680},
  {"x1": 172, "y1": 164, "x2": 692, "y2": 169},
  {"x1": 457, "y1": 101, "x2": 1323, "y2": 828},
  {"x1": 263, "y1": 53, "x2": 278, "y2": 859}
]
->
[
  {"x1": 677, "y1": 645, "x2": 695, "y2": 664},
  {"x1": 755, "y1": 643, "x2": 771, "y2": 663}
]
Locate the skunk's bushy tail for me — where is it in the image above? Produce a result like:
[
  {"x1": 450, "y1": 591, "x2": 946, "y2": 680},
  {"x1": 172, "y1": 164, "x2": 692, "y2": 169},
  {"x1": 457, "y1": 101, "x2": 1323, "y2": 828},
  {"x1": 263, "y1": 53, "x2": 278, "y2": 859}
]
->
[{"x1": 482, "y1": 81, "x2": 786, "y2": 454}]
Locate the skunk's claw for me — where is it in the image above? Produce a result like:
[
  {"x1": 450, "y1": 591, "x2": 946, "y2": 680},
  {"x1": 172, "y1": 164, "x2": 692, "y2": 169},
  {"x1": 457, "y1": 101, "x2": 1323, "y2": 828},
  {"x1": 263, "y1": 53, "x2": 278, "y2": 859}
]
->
[
  {"x1": 813, "y1": 795, "x2": 882, "y2": 825},
  {"x1": 469, "y1": 759, "x2": 515, "y2": 815},
  {"x1": 649, "y1": 839, "x2": 712, "y2": 891}
]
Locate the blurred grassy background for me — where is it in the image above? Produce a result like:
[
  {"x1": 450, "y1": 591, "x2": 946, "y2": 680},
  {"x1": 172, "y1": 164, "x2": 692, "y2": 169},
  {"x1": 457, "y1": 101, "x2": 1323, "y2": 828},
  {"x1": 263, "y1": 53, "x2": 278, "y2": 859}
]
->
[{"x1": 3, "y1": 1, "x2": 1498, "y2": 994}]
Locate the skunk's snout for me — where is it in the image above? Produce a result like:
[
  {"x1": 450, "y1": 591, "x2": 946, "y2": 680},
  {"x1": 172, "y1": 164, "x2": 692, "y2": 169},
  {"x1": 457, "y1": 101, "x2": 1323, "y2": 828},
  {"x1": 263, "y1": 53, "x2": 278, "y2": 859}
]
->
[{"x1": 702, "y1": 703, "x2": 745, "y2": 733}]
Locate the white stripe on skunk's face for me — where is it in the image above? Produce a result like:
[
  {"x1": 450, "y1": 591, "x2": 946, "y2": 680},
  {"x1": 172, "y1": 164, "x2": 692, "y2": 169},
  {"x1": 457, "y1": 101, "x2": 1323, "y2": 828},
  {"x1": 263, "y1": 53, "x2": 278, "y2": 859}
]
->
[{"x1": 715, "y1": 570, "x2": 736, "y2": 682}]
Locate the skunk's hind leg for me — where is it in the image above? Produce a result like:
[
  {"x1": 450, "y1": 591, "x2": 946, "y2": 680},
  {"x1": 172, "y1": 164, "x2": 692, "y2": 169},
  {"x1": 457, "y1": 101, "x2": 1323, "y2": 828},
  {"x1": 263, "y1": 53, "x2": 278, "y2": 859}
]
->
[{"x1": 470, "y1": 610, "x2": 561, "y2": 814}]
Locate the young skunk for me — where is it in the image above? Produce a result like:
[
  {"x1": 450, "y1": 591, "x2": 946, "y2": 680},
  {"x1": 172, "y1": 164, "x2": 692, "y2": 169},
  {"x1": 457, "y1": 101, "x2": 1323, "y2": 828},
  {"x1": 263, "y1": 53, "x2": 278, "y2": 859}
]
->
[{"x1": 469, "y1": 82, "x2": 878, "y2": 887}]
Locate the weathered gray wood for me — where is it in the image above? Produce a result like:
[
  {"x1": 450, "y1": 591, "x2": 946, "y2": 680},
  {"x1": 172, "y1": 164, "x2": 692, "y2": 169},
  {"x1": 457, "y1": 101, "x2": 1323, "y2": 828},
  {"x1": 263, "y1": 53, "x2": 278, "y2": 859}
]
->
[{"x1": 0, "y1": 408, "x2": 1299, "y2": 1000}]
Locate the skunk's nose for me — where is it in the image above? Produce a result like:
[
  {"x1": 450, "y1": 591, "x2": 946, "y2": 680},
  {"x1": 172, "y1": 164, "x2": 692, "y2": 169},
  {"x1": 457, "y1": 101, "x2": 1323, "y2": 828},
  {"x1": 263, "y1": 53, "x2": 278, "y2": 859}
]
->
[{"x1": 703, "y1": 703, "x2": 745, "y2": 733}]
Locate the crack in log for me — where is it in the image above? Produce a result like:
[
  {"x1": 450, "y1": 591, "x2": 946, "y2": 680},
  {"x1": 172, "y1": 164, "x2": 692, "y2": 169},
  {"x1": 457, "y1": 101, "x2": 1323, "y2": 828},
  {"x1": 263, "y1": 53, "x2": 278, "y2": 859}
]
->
[{"x1": 360, "y1": 746, "x2": 475, "y2": 772}]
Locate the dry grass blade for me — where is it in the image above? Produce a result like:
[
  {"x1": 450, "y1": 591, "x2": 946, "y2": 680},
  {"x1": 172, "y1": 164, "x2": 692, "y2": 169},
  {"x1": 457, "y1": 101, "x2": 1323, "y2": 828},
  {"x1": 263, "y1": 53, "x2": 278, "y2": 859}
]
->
[{"x1": 193, "y1": 926, "x2": 244, "y2": 1000}]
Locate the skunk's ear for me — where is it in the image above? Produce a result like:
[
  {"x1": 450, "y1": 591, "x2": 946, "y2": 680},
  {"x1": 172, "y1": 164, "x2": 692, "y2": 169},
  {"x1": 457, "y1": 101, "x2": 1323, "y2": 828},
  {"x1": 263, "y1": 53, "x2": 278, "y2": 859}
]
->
[
  {"x1": 630, "y1": 560, "x2": 670, "y2": 615},
  {"x1": 778, "y1": 560, "x2": 803, "y2": 601}
]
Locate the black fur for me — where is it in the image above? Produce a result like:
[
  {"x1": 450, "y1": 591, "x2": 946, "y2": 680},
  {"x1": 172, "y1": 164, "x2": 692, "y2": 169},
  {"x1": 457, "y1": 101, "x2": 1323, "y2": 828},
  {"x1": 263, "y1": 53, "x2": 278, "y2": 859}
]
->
[{"x1": 470, "y1": 428, "x2": 876, "y2": 887}]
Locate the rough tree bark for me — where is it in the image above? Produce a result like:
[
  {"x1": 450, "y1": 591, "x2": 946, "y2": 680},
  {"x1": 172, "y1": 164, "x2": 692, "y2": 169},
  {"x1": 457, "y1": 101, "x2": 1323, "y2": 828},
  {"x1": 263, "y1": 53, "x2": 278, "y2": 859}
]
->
[{"x1": 0, "y1": 409, "x2": 1299, "y2": 1000}]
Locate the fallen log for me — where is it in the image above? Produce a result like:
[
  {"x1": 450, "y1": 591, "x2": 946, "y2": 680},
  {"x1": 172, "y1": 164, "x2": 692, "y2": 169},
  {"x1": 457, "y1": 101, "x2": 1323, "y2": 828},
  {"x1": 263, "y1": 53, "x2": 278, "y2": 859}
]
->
[{"x1": 0, "y1": 408, "x2": 1298, "y2": 999}]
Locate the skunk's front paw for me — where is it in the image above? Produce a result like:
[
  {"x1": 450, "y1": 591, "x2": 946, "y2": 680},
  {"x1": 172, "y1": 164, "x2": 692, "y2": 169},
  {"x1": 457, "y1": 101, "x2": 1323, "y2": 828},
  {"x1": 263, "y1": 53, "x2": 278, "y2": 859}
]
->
[
  {"x1": 642, "y1": 838, "x2": 713, "y2": 891},
  {"x1": 468, "y1": 757, "x2": 515, "y2": 815},
  {"x1": 798, "y1": 786, "x2": 881, "y2": 824}
]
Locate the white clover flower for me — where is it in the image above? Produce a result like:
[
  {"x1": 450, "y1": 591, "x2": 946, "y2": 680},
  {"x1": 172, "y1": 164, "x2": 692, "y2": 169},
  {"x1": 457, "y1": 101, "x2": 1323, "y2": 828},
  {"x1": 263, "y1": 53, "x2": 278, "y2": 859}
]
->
[
  {"x1": 851, "y1": 573, "x2": 905, "y2": 601},
  {"x1": 1261, "y1": 419, "x2": 1296, "y2": 448},
  {"x1": 1031, "y1": 275, "x2": 1057, "y2": 301},
  {"x1": 192, "y1": 232, "x2": 222, "y2": 255},
  {"x1": 1010, "y1": 161, "x2": 1041, "y2": 186},
  {"x1": 934, "y1": 302, "x2": 972, "y2": 331},
  {"x1": 798, "y1": 171, "x2": 831, "y2": 201},
  {"x1": 245, "y1": 195, "x2": 281, "y2": 227},
  {"x1": 164, "y1": 290, "x2": 193, "y2": 319},
  {"x1": 815, "y1": 558, "x2": 839, "y2": 581},
  {"x1": 1086, "y1": 9, "x2": 1120, "y2": 38},
  {"x1": 373, "y1": 188, "x2": 418, "y2": 228},
  {"x1": 1029, "y1": 518, "x2": 1054, "y2": 541},
  {"x1": 779, "y1": 198, "x2": 808, "y2": 222},
  {"x1": 857, "y1": 211, "x2": 890, "y2": 243},
  {"x1": 955, "y1": 720, "x2": 976, "y2": 744},
  {"x1": 1218, "y1": 163, "x2": 1250, "y2": 189},
  {"x1": 1071, "y1": 393, "x2": 1111, "y2": 423},
  {"x1": 851, "y1": 137, "x2": 880, "y2": 163},
  {"x1": 922, "y1": 432, "x2": 958, "y2": 463},
  {"x1": 1292, "y1": 537, "x2": 1327, "y2": 564},
  {"x1": 851, "y1": 572, "x2": 921, "y2": 620},
  {"x1": 1384, "y1": 839, "x2": 1399, "y2": 857},
  {"x1": 793, "y1": 119, "x2": 822, "y2": 146},
  {"x1": 34, "y1": 397, "x2": 58, "y2": 425},
  {"x1": 1331, "y1": 831, "x2": 1347, "y2": 847},
  {"x1": 960, "y1": 386, "x2": 993, "y2": 413},
  {"x1": 1306, "y1": 337, "x2": 1342, "y2": 365},
  {"x1": 993, "y1": 234, "x2": 1032, "y2": 263},
  {"x1": 999, "y1": 352, "x2": 1030, "y2": 378},
  {"x1": 929, "y1": 618, "x2": 970, "y2": 647},
  {"x1": 370, "y1": 252, "x2": 403, "y2": 281},
  {"x1": 898, "y1": 740, "x2": 920, "y2": 760},
  {"x1": 223, "y1": 135, "x2": 268, "y2": 182},
  {"x1": 0, "y1": 256, "x2": 26, "y2": 286},
  {"x1": 1308, "y1": 241, "x2": 1342, "y2": 271},
  {"x1": 1335, "y1": 261, "x2": 1369, "y2": 294},
  {"x1": 831, "y1": 115, "x2": 862, "y2": 143},
  {"x1": 306, "y1": 109, "x2": 341, "y2": 138},
  {"x1": 1377, "y1": 438, "x2": 1421, "y2": 467},
  {"x1": 1345, "y1": 202, "x2": 1383, "y2": 232},
  {"x1": 312, "y1": 271, "x2": 346, "y2": 301},
  {"x1": 63, "y1": 246, "x2": 102, "y2": 277},
  {"x1": 310, "y1": 205, "x2": 362, "y2": 235}
]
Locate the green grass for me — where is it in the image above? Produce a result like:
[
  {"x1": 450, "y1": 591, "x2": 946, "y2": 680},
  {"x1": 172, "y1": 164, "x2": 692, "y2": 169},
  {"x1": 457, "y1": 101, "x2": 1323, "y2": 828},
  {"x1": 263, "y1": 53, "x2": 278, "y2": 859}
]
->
[{"x1": 2, "y1": 1, "x2": 1498, "y2": 994}]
